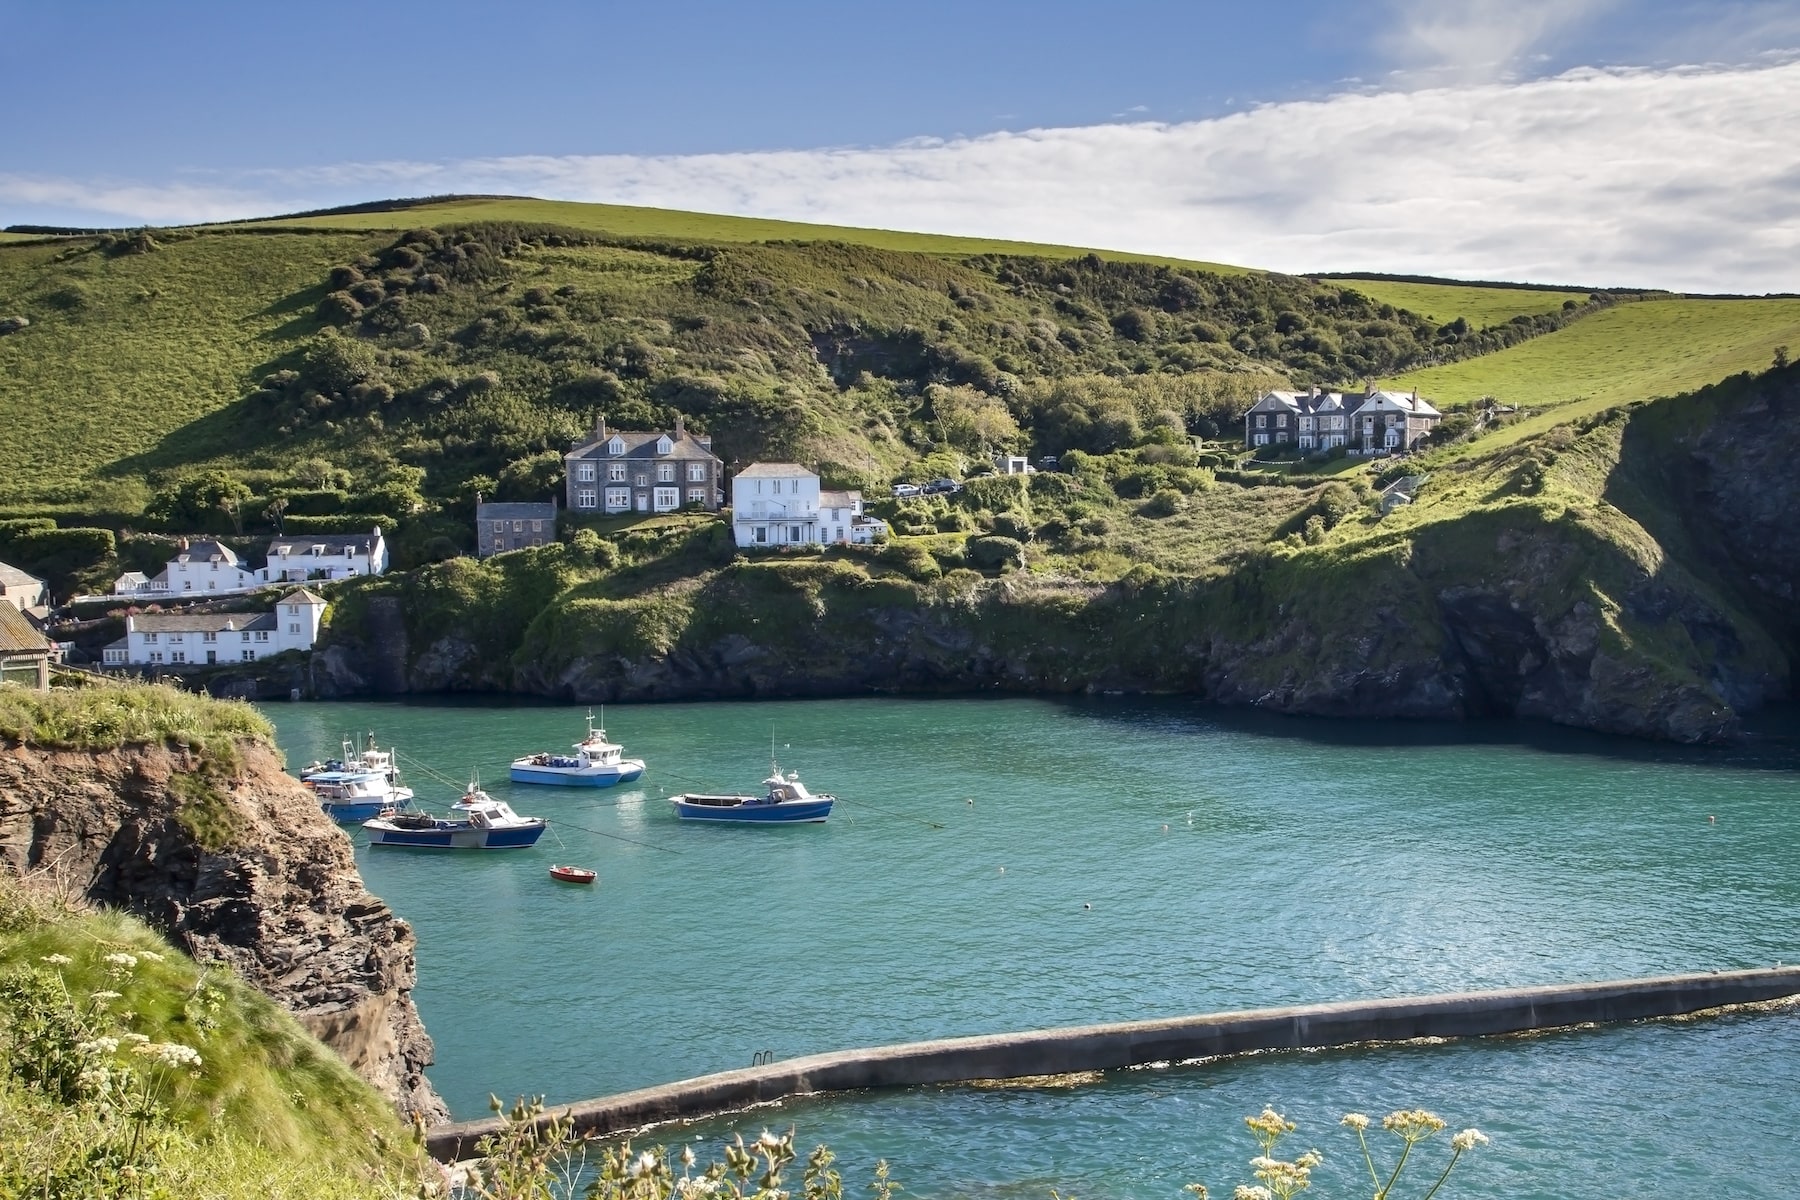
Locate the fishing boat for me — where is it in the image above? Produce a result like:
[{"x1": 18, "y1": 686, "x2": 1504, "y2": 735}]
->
[
  {"x1": 510, "y1": 710, "x2": 646, "y2": 788},
  {"x1": 305, "y1": 769, "x2": 416, "y2": 823},
  {"x1": 301, "y1": 733, "x2": 403, "y2": 786},
  {"x1": 362, "y1": 784, "x2": 547, "y2": 850},
  {"x1": 671, "y1": 763, "x2": 835, "y2": 824},
  {"x1": 548, "y1": 864, "x2": 597, "y2": 884}
]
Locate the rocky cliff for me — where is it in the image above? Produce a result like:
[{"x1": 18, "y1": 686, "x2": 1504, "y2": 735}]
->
[
  {"x1": 0, "y1": 737, "x2": 448, "y2": 1123},
  {"x1": 310, "y1": 366, "x2": 1800, "y2": 744}
]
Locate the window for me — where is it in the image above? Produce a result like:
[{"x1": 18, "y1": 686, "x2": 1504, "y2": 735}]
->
[
  {"x1": 170, "y1": 651, "x2": 186, "y2": 664},
  {"x1": 202, "y1": 632, "x2": 217, "y2": 643},
  {"x1": 577, "y1": 489, "x2": 598, "y2": 509},
  {"x1": 577, "y1": 463, "x2": 596, "y2": 482},
  {"x1": 145, "y1": 633, "x2": 158, "y2": 644},
  {"x1": 653, "y1": 487, "x2": 680, "y2": 512},
  {"x1": 169, "y1": 634, "x2": 184, "y2": 643},
  {"x1": 605, "y1": 487, "x2": 630, "y2": 510},
  {"x1": 1275, "y1": 413, "x2": 1287, "y2": 427},
  {"x1": 790, "y1": 525, "x2": 802, "y2": 542},
  {"x1": 657, "y1": 463, "x2": 675, "y2": 483},
  {"x1": 512, "y1": 520, "x2": 523, "y2": 532},
  {"x1": 242, "y1": 650, "x2": 256, "y2": 662},
  {"x1": 687, "y1": 463, "x2": 706, "y2": 482},
  {"x1": 149, "y1": 651, "x2": 163, "y2": 663},
  {"x1": 608, "y1": 437, "x2": 625, "y2": 455},
  {"x1": 1255, "y1": 414, "x2": 1267, "y2": 427},
  {"x1": 754, "y1": 526, "x2": 767, "y2": 544},
  {"x1": 687, "y1": 488, "x2": 705, "y2": 506},
  {"x1": 182, "y1": 581, "x2": 192, "y2": 592},
  {"x1": 634, "y1": 473, "x2": 648, "y2": 487},
  {"x1": 656, "y1": 435, "x2": 673, "y2": 454},
  {"x1": 608, "y1": 463, "x2": 626, "y2": 482},
  {"x1": 210, "y1": 561, "x2": 218, "y2": 572},
  {"x1": 531, "y1": 520, "x2": 543, "y2": 532},
  {"x1": 1300, "y1": 417, "x2": 1312, "y2": 430},
  {"x1": 254, "y1": 631, "x2": 269, "y2": 642},
  {"x1": 289, "y1": 623, "x2": 301, "y2": 634},
  {"x1": 241, "y1": 632, "x2": 250, "y2": 642}
]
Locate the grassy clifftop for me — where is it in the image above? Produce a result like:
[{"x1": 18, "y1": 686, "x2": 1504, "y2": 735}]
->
[{"x1": 0, "y1": 875, "x2": 425, "y2": 1197}]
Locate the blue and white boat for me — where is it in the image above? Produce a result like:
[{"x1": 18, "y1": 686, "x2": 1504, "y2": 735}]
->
[
  {"x1": 671, "y1": 764, "x2": 834, "y2": 824},
  {"x1": 510, "y1": 711, "x2": 646, "y2": 787},
  {"x1": 361, "y1": 785, "x2": 547, "y2": 850},
  {"x1": 306, "y1": 769, "x2": 416, "y2": 824},
  {"x1": 301, "y1": 734, "x2": 403, "y2": 786}
]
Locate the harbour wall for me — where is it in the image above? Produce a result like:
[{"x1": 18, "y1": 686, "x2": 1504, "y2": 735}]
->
[{"x1": 426, "y1": 966, "x2": 1800, "y2": 1161}]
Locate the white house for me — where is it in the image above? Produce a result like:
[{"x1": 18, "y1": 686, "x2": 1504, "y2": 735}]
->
[
  {"x1": 1244, "y1": 385, "x2": 1441, "y2": 453},
  {"x1": 730, "y1": 464, "x2": 887, "y2": 548},
  {"x1": 261, "y1": 527, "x2": 387, "y2": 584},
  {"x1": 103, "y1": 588, "x2": 326, "y2": 667},
  {"x1": 112, "y1": 527, "x2": 388, "y2": 599}
]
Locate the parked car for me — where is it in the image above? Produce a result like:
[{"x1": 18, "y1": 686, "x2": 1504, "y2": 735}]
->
[
  {"x1": 922, "y1": 478, "x2": 961, "y2": 495},
  {"x1": 891, "y1": 483, "x2": 923, "y2": 498}
]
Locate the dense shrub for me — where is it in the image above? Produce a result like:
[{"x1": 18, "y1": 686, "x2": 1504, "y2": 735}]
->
[
  {"x1": 966, "y1": 535, "x2": 1025, "y2": 569},
  {"x1": 1141, "y1": 488, "x2": 1184, "y2": 518}
]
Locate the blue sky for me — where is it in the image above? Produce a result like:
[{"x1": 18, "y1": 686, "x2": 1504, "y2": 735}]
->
[{"x1": 3, "y1": 1, "x2": 1800, "y2": 289}]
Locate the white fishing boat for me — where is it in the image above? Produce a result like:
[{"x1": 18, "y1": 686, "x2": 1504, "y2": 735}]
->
[
  {"x1": 671, "y1": 763, "x2": 834, "y2": 824},
  {"x1": 362, "y1": 783, "x2": 546, "y2": 850},
  {"x1": 510, "y1": 710, "x2": 646, "y2": 787}
]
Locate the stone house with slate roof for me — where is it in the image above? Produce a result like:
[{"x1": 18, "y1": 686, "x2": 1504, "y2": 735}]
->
[
  {"x1": 0, "y1": 560, "x2": 47, "y2": 616},
  {"x1": 0, "y1": 602, "x2": 51, "y2": 689},
  {"x1": 105, "y1": 588, "x2": 326, "y2": 668},
  {"x1": 1244, "y1": 385, "x2": 1442, "y2": 454},
  {"x1": 476, "y1": 501, "x2": 558, "y2": 558},
  {"x1": 564, "y1": 415, "x2": 723, "y2": 515}
]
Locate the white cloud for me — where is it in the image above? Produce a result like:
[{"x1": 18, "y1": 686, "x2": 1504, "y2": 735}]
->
[
  {"x1": 5, "y1": 60, "x2": 1799, "y2": 293},
  {"x1": 1381, "y1": 0, "x2": 1619, "y2": 83}
]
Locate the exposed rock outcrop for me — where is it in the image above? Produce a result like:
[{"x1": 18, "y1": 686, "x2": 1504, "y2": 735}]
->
[{"x1": 0, "y1": 739, "x2": 448, "y2": 1124}]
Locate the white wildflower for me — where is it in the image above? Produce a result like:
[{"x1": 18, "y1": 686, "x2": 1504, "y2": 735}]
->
[
  {"x1": 40, "y1": 953, "x2": 72, "y2": 966},
  {"x1": 103, "y1": 952, "x2": 139, "y2": 970},
  {"x1": 631, "y1": 1151, "x2": 658, "y2": 1178},
  {"x1": 677, "y1": 1178, "x2": 717, "y2": 1199},
  {"x1": 121, "y1": 1033, "x2": 150, "y2": 1045},
  {"x1": 757, "y1": 1130, "x2": 783, "y2": 1150},
  {"x1": 1245, "y1": 1107, "x2": 1295, "y2": 1139},
  {"x1": 1382, "y1": 1109, "x2": 1446, "y2": 1140},
  {"x1": 1451, "y1": 1128, "x2": 1490, "y2": 1152},
  {"x1": 89, "y1": 990, "x2": 122, "y2": 1003},
  {"x1": 137, "y1": 950, "x2": 165, "y2": 963},
  {"x1": 680, "y1": 1146, "x2": 696, "y2": 1169},
  {"x1": 77, "y1": 1036, "x2": 120, "y2": 1056},
  {"x1": 1233, "y1": 1188, "x2": 1274, "y2": 1200},
  {"x1": 134, "y1": 1041, "x2": 202, "y2": 1070},
  {"x1": 1339, "y1": 1112, "x2": 1370, "y2": 1131}
]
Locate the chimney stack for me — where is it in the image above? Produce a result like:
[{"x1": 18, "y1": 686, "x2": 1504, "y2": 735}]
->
[
  {"x1": 594, "y1": 414, "x2": 607, "y2": 442},
  {"x1": 674, "y1": 413, "x2": 686, "y2": 440},
  {"x1": 1365, "y1": 381, "x2": 1376, "y2": 398}
]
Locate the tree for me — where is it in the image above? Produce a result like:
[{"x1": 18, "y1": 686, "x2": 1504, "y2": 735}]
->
[
  {"x1": 263, "y1": 496, "x2": 288, "y2": 535},
  {"x1": 1775, "y1": 345, "x2": 1790, "y2": 369}
]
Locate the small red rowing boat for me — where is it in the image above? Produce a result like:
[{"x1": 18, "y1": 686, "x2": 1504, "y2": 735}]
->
[{"x1": 548, "y1": 864, "x2": 597, "y2": 885}]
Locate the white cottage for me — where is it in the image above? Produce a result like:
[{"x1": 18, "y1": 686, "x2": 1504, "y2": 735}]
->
[
  {"x1": 107, "y1": 588, "x2": 326, "y2": 667},
  {"x1": 730, "y1": 465, "x2": 886, "y2": 547},
  {"x1": 261, "y1": 527, "x2": 387, "y2": 584}
]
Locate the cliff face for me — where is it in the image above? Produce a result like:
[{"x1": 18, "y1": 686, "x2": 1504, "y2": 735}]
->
[
  {"x1": 310, "y1": 368, "x2": 1800, "y2": 745},
  {"x1": 0, "y1": 738, "x2": 448, "y2": 1124}
]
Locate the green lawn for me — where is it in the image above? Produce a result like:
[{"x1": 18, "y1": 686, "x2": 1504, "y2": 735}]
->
[
  {"x1": 238, "y1": 196, "x2": 1262, "y2": 274},
  {"x1": 1384, "y1": 297, "x2": 1800, "y2": 457},
  {"x1": 1338, "y1": 279, "x2": 1590, "y2": 326}
]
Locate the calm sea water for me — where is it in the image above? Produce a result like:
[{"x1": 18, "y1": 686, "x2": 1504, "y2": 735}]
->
[{"x1": 266, "y1": 697, "x2": 1800, "y2": 1198}]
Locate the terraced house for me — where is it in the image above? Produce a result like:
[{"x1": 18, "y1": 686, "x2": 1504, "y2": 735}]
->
[
  {"x1": 1244, "y1": 385, "x2": 1442, "y2": 453},
  {"x1": 564, "y1": 415, "x2": 723, "y2": 515}
]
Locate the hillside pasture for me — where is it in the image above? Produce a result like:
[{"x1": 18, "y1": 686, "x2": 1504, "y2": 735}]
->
[{"x1": 1337, "y1": 278, "x2": 1592, "y2": 327}]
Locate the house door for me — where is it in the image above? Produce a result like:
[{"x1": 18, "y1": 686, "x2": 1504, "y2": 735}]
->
[
  {"x1": 635, "y1": 492, "x2": 649, "y2": 512},
  {"x1": 206, "y1": 651, "x2": 217, "y2": 664}
]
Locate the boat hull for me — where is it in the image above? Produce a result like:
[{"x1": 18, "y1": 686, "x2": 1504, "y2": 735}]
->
[
  {"x1": 363, "y1": 821, "x2": 546, "y2": 849},
  {"x1": 321, "y1": 798, "x2": 410, "y2": 823},
  {"x1": 672, "y1": 797, "x2": 834, "y2": 823},
  {"x1": 509, "y1": 761, "x2": 645, "y2": 787}
]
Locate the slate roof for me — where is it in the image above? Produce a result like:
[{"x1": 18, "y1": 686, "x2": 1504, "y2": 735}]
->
[
  {"x1": 1244, "y1": 388, "x2": 1441, "y2": 420},
  {"x1": 734, "y1": 462, "x2": 813, "y2": 478},
  {"x1": 477, "y1": 502, "x2": 558, "y2": 522},
  {"x1": 267, "y1": 532, "x2": 381, "y2": 557},
  {"x1": 819, "y1": 490, "x2": 861, "y2": 508},
  {"x1": 0, "y1": 603, "x2": 50, "y2": 653},
  {"x1": 130, "y1": 611, "x2": 277, "y2": 634},
  {"x1": 566, "y1": 430, "x2": 722, "y2": 464},
  {"x1": 277, "y1": 588, "x2": 326, "y2": 606},
  {"x1": 0, "y1": 560, "x2": 43, "y2": 589},
  {"x1": 173, "y1": 539, "x2": 239, "y2": 565}
]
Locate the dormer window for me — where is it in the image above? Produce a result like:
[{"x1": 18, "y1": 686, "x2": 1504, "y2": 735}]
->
[
  {"x1": 656, "y1": 435, "x2": 673, "y2": 455},
  {"x1": 607, "y1": 437, "x2": 625, "y2": 455}
]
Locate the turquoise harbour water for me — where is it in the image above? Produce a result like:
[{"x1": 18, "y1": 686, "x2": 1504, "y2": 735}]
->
[{"x1": 268, "y1": 697, "x2": 1800, "y2": 1198}]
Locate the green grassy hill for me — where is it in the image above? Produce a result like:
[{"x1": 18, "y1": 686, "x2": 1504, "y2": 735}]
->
[{"x1": 1334, "y1": 278, "x2": 1591, "y2": 325}]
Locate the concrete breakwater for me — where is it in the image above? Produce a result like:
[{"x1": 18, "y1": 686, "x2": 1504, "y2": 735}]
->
[{"x1": 428, "y1": 966, "x2": 1800, "y2": 1161}]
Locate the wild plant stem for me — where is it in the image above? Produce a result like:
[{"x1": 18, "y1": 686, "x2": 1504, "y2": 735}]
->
[
  {"x1": 1378, "y1": 1139, "x2": 1414, "y2": 1200},
  {"x1": 1416, "y1": 1147, "x2": 1463, "y2": 1200}
]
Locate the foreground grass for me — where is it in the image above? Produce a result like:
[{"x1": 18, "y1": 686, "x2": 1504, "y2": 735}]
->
[
  {"x1": 1384, "y1": 297, "x2": 1800, "y2": 457},
  {"x1": 0, "y1": 876, "x2": 427, "y2": 1197},
  {"x1": 0, "y1": 681, "x2": 274, "y2": 759}
]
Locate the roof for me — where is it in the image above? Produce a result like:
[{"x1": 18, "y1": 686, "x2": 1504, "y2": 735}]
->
[
  {"x1": 268, "y1": 532, "x2": 381, "y2": 556},
  {"x1": 0, "y1": 603, "x2": 50, "y2": 653},
  {"x1": 130, "y1": 611, "x2": 277, "y2": 634},
  {"x1": 172, "y1": 539, "x2": 239, "y2": 565},
  {"x1": 819, "y1": 490, "x2": 861, "y2": 507},
  {"x1": 566, "y1": 429, "x2": 722, "y2": 464},
  {"x1": 734, "y1": 462, "x2": 815, "y2": 479},
  {"x1": 0, "y1": 560, "x2": 43, "y2": 589},
  {"x1": 477, "y1": 502, "x2": 558, "y2": 522},
  {"x1": 277, "y1": 588, "x2": 327, "y2": 607}
]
